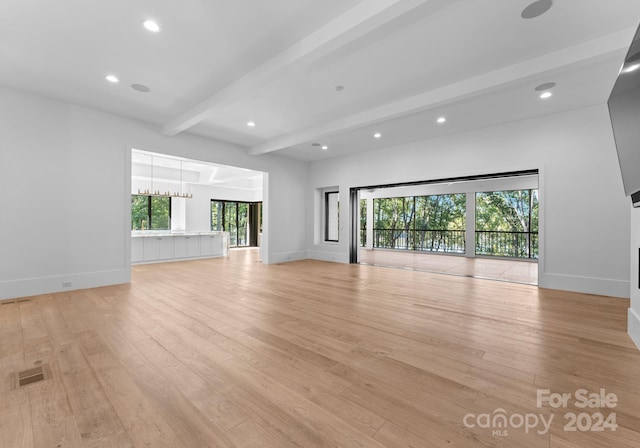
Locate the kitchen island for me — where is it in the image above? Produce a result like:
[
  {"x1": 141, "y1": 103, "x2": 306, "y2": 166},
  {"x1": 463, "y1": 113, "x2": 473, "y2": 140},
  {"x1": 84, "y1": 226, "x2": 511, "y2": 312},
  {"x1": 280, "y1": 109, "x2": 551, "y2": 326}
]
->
[{"x1": 131, "y1": 231, "x2": 229, "y2": 264}]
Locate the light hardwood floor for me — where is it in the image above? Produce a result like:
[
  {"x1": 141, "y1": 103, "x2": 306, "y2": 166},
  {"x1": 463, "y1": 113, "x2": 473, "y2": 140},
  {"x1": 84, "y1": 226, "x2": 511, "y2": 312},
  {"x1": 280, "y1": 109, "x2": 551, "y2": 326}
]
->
[
  {"x1": 360, "y1": 248, "x2": 538, "y2": 285},
  {"x1": 1, "y1": 248, "x2": 639, "y2": 447}
]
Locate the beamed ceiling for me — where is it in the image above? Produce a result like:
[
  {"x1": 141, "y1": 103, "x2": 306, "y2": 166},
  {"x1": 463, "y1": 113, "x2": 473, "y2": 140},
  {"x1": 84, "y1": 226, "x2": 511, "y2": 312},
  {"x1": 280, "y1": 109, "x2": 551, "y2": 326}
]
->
[{"x1": 2, "y1": 0, "x2": 640, "y2": 161}]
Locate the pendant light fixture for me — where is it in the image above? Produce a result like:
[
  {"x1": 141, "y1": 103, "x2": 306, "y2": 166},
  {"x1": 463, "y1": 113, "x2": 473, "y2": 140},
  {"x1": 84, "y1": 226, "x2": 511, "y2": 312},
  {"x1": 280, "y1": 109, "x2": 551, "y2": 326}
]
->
[{"x1": 136, "y1": 154, "x2": 193, "y2": 198}]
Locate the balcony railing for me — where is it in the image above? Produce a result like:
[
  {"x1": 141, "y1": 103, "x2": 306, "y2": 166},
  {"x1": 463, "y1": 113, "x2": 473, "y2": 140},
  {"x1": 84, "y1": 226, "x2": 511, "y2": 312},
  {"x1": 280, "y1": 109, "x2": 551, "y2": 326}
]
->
[
  {"x1": 476, "y1": 230, "x2": 538, "y2": 259},
  {"x1": 372, "y1": 228, "x2": 465, "y2": 253},
  {"x1": 366, "y1": 228, "x2": 539, "y2": 259}
]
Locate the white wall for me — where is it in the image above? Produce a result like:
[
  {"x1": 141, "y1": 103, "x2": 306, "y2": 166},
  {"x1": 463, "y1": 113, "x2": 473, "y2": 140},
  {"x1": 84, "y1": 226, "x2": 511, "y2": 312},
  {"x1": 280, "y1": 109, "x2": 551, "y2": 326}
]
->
[
  {"x1": 308, "y1": 104, "x2": 630, "y2": 298},
  {"x1": 0, "y1": 86, "x2": 307, "y2": 300}
]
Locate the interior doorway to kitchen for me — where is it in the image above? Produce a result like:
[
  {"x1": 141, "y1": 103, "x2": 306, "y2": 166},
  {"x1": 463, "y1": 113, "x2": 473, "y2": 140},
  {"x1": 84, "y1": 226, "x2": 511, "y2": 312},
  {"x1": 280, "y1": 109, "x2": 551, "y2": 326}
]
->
[{"x1": 130, "y1": 148, "x2": 265, "y2": 261}]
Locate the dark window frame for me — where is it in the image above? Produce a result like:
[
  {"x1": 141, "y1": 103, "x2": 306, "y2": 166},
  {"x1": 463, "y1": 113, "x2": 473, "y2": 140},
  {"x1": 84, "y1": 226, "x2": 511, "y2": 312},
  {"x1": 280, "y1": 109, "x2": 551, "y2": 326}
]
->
[
  {"x1": 131, "y1": 195, "x2": 171, "y2": 231},
  {"x1": 324, "y1": 191, "x2": 339, "y2": 242},
  {"x1": 211, "y1": 199, "x2": 262, "y2": 247}
]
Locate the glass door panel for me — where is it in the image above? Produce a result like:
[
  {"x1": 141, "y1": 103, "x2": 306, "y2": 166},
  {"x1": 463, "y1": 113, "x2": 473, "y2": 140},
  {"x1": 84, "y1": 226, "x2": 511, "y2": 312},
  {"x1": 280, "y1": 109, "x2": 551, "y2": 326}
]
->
[
  {"x1": 237, "y1": 203, "x2": 249, "y2": 246},
  {"x1": 225, "y1": 202, "x2": 238, "y2": 246}
]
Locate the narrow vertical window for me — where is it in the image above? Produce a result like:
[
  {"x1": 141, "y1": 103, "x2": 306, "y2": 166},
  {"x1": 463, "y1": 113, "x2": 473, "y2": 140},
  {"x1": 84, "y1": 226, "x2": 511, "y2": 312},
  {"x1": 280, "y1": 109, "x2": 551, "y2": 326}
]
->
[{"x1": 325, "y1": 191, "x2": 339, "y2": 242}]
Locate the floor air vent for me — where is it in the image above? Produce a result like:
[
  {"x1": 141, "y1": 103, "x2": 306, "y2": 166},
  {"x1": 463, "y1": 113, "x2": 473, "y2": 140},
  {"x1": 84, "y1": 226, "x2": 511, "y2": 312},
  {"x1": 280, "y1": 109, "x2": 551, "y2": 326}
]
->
[{"x1": 11, "y1": 365, "x2": 51, "y2": 390}]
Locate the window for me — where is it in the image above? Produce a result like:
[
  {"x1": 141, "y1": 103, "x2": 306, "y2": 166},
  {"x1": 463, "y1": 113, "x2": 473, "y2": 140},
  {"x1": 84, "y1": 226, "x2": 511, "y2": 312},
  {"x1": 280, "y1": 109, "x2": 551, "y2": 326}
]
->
[
  {"x1": 325, "y1": 191, "x2": 339, "y2": 242},
  {"x1": 373, "y1": 194, "x2": 465, "y2": 253},
  {"x1": 131, "y1": 195, "x2": 171, "y2": 230},
  {"x1": 360, "y1": 199, "x2": 367, "y2": 247},
  {"x1": 211, "y1": 200, "x2": 261, "y2": 247},
  {"x1": 475, "y1": 189, "x2": 538, "y2": 259}
]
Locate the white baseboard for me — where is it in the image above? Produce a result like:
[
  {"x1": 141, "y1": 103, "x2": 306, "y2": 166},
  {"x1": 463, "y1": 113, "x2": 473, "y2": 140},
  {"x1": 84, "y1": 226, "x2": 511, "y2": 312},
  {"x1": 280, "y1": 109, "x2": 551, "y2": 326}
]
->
[
  {"x1": 539, "y1": 273, "x2": 629, "y2": 298},
  {"x1": 308, "y1": 250, "x2": 349, "y2": 264},
  {"x1": 0, "y1": 269, "x2": 130, "y2": 301},
  {"x1": 629, "y1": 308, "x2": 640, "y2": 350},
  {"x1": 268, "y1": 251, "x2": 308, "y2": 264}
]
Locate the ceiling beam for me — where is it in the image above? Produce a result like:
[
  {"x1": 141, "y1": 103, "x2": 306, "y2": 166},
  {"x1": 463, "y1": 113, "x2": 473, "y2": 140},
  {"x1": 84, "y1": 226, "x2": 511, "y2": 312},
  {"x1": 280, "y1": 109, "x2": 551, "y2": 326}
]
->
[
  {"x1": 162, "y1": 0, "x2": 446, "y2": 137},
  {"x1": 248, "y1": 28, "x2": 634, "y2": 156}
]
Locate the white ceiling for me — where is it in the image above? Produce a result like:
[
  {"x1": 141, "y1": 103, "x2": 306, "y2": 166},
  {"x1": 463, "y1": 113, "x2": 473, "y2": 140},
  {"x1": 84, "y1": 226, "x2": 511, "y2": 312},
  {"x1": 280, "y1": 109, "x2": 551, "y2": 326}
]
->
[{"x1": 2, "y1": 0, "x2": 640, "y2": 162}]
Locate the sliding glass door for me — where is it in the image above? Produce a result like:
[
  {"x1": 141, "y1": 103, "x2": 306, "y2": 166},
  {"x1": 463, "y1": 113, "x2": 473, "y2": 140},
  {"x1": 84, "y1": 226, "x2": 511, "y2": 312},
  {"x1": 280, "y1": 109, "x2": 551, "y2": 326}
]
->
[{"x1": 211, "y1": 200, "x2": 260, "y2": 247}]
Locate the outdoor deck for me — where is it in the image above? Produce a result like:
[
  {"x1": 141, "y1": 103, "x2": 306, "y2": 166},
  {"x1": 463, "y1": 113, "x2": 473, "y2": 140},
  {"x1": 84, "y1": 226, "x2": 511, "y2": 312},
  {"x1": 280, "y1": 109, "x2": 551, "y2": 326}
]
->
[{"x1": 359, "y1": 248, "x2": 538, "y2": 284}]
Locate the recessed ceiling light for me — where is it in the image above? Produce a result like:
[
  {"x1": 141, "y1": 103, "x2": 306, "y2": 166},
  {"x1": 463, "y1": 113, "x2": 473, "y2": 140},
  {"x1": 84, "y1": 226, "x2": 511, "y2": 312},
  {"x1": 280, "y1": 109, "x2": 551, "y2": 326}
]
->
[
  {"x1": 322, "y1": 145, "x2": 328, "y2": 150},
  {"x1": 247, "y1": 121, "x2": 256, "y2": 127},
  {"x1": 521, "y1": 0, "x2": 553, "y2": 19},
  {"x1": 539, "y1": 91, "x2": 553, "y2": 99},
  {"x1": 374, "y1": 132, "x2": 382, "y2": 139},
  {"x1": 105, "y1": 75, "x2": 119, "y2": 83},
  {"x1": 436, "y1": 116, "x2": 447, "y2": 124},
  {"x1": 143, "y1": 19, "x2": 161, "y2": 33},
  {"x1": 335, "y1": 85, "x2": 345, "y2": 92},
  {"x1": 131, "y1": 83, "x2": 150, "y2": 93},
  {"x1": 623, "y1": 63, "x2": 640, "y2": 74}
]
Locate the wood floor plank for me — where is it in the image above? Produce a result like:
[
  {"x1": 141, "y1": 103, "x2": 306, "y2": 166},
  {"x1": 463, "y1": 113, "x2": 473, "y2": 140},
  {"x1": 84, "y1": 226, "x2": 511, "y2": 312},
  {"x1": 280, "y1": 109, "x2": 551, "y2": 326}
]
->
[
  {"x1": 0, "y1": 303, "x2": 32, "y2": 448},
  {"x1": 121, "y1": 353, "x2": 238, "y2": 448},
  {"x1": 221, "y1": 356, "x2": 389, "y2": 448},
  {"x1": 55, "y1": 340, "x2": 134, "y2": 448},
  {"x1": 225, "y1": 418, "x2": 282, "y2": 448},
  {"x1": 128, "y1": 335, "x2": 248, "y2": 433},
  {"x1": 75, "y1": 331, "x2": 186, "y2": 448},
  {"x1": 2, "y1": 248, "x2": 640, "y2": 447}
]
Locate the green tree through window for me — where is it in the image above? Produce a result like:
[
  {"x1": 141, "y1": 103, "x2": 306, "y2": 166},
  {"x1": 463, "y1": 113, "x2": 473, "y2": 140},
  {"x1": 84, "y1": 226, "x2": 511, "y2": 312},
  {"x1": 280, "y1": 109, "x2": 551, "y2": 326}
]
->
[
  {"x1": 373, "y1": 194, "x2": 465, "y2": 252},
  {"x1": 131, "y1": 195, "x2": 170, "y2": 231},
  {"x1": 475, "y1": 189, "x2": 538, "y2": 258},
  {"x1": 211, "y1": 200, "x2": 258, "y2": 247}
]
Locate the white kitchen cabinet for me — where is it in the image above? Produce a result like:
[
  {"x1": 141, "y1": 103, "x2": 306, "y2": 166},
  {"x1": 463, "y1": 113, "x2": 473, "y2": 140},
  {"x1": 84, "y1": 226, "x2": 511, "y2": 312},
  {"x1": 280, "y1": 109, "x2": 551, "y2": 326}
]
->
[
  {"x1": 132, "y1": 232, "x2": 227, "y2": 264},
  {"x1": 199, "y1": 234, "x2": 217, "y2": 256},
  {"x1": 186, "y1": 235, "x2": 200, "y2": 257},
  {"x1": 174, "y1": 236, "x2": 187, "y2": 258},
  {"x1": 143, "y1": 237, "x2": 160, "y2": 261},
  {"x1": 158, "y1": 237, "x2": 173, "y2": 260},
  {"x1": 131, "y1": 237, "x2": 144, "y2": 263}
]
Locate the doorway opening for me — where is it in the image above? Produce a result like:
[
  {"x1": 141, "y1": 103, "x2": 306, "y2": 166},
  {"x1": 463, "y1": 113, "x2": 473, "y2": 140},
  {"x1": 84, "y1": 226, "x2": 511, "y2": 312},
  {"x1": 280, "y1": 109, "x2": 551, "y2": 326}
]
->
[
  {"x1": 351, "y1": 170, "x2": 540, "y2": 285},
  {"x1": 211, "y1": 200, "x2": 262, "y2": 247},
  {"x1": 130, "y1": 148, "x2": 265, "y2": 263}
]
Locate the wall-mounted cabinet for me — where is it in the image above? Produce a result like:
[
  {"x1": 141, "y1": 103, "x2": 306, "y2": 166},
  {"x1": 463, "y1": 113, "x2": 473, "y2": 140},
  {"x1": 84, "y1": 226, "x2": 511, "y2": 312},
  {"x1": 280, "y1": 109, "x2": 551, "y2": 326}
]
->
[{"x1": 131, "y1": 232, "x2": 228, "y2": 264}]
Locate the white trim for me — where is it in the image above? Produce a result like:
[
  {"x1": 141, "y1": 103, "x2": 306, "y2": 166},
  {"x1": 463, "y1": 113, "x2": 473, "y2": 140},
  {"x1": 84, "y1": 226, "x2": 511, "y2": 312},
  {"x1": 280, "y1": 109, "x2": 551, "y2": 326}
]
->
[
  {"x1": 539, "y1": 272, "x2": 629, "y2": 299},
  {"x1": 0, "y1": 269, "x2": 130, "y2": 301},
  {"x1": 269, "y1": 251, "x2": 308, "y2": 264},
  {"x1": 125, "y1": 144, "x2": 133, "y2": 274},
  {"x1": 537, "y1": 165, "x2": 546, "y2": 296},
  {"x1": 308, "y1": 250, "x2": 349, "y2": 263},
  {"x1": 629, "y1": 308, "x2": 640, "y2": 350}
]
